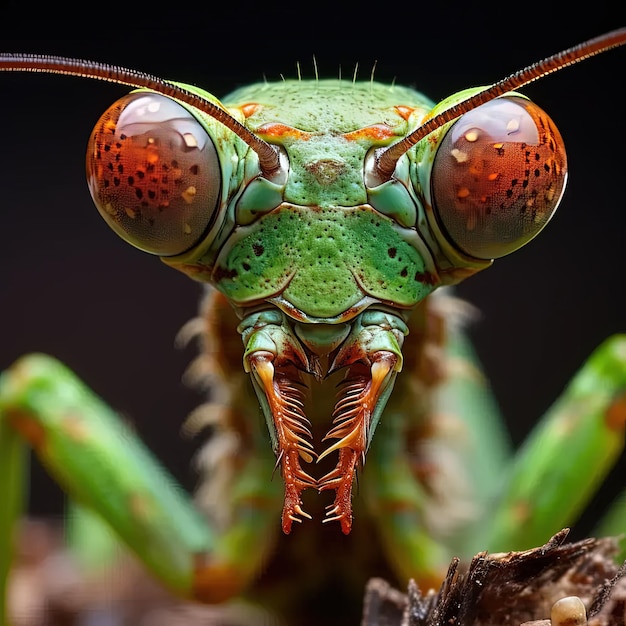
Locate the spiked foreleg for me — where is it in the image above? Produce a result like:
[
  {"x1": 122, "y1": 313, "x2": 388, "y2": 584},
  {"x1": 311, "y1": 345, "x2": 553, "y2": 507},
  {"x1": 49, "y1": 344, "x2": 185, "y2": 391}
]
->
[
  {"x1": 239, "y1": 311, "x2": 318, "y2": 533},
  {"x1": 318, "y1": 311, "x2": 408, "y2": 533}
]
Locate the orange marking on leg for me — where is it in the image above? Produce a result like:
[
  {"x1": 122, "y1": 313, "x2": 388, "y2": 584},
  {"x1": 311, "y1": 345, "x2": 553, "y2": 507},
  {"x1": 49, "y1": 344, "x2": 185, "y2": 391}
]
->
[
  {"x1": 606, "y1": 392, "x2": 626, "y2": 431},
  {"x1": 192, "y1": 553, "x2": 247, "y2": 604},
  {"x1": 7, "y1": 411, "x2": 46, "y2": 451}
]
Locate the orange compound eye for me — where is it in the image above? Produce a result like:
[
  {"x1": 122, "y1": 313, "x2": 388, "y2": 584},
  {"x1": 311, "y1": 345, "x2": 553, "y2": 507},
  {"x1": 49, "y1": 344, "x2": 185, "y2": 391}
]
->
[
  {"x1": 430, "y1": 96, "x2": 567, "y2": 260},
  {"x1": 87, "y1": 92, "x2": 221, "y2": 256}
]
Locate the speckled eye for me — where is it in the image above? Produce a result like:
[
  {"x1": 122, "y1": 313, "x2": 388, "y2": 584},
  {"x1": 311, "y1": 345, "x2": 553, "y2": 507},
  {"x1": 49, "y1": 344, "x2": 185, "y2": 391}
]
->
[
  {"x1": 430, "y1": 96, "x2": 567, "y2": 260},
  {"x1": 87, "y1": 92, "x2": 221, "y2": 256}
]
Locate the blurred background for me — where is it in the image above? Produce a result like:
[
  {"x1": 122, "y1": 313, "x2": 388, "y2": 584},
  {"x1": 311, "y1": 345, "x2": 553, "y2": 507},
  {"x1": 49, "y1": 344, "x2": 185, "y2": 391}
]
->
[{"x1": 0, "y1": 10, "x2": 624, "y2": 543}]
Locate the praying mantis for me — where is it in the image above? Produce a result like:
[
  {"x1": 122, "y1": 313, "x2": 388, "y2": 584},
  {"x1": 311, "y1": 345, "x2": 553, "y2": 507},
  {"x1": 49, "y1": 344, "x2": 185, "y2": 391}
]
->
[{"x1": 1, "y1": 26, "x2": 624, "y2": 620}]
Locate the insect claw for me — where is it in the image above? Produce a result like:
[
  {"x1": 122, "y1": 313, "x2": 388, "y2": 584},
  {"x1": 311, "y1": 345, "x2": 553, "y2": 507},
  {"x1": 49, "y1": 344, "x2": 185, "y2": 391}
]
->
[
  {"x1": 317, "y1": 468, "x2": 341, "y2": 491},
  {"x1": 323, "y1": 504, "x2": 342, "y2": 524},
  {"x1": 295, "y1": 472, "x2": 317, "y2": 489},
  {"x1": 319, "y1": 481, "x2": 341, "y2": 493},
  {"x1": 271, "y1": 450, "x2": 285, "y2": 480},
  {"x1": 283, "y1": 499, "x2": 313, "y2": 532},
  {"x1": 294, "y1": 504, "x2": 312, "y2": 520},
  {"x1": 322, "y1": 504, "x2": 351, "y2": 533}
]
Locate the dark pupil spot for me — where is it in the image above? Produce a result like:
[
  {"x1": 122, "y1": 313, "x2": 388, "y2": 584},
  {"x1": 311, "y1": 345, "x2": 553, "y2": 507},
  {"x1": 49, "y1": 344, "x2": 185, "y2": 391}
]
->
[
  {"x1": 387, "y1": 247, "x2": 397, "y2": 258},
  {"x1": 253, "y1": 243, "x2": 265, "y2": 256}
]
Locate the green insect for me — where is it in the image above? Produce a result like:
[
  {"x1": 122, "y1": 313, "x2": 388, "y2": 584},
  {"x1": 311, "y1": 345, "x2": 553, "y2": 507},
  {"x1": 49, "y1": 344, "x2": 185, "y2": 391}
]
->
[{"x1": 1, "y1": 29, "x2": 626, "y2": 626}]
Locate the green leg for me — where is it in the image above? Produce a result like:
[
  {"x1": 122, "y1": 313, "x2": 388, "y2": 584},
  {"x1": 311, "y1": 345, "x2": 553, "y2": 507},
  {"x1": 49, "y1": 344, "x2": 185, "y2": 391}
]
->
[
  {"x1": 0, "y1": 353, "x2": 282, "y2": 616},
  {"x1": 477, "y1": 335, "x2": 626, "y2": 552},
  {"x1": 363, "y1": 306, "x2": 514, "y2": 586},
  {"x1": 0, "y1": 393, "x2": 27, "y2": 626},
  {"x1": 432, "y1": 327, "x2": 513, "y2": 557},
  {"x1": 365, "y1": 325, "x2": 626, "y2": 588},
  {"x1": 364, "y1": 413, "x2": 456, "y2": 589}
]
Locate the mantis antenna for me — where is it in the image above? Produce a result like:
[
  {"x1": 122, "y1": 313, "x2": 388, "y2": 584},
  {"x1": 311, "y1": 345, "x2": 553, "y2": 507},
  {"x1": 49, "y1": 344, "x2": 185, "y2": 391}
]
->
[
  {"x1": 375, "y1": 28, "x2": 626, "y2": 179},
  {"x1": 0, "y1": 54, "x2": 282, "y2": 174}
]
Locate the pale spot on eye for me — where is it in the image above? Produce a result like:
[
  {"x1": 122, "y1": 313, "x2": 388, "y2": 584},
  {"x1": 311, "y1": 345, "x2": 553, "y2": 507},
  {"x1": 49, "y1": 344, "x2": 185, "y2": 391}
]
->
[
  {"x1": 464, "y1": 130, "x2": 479, "y2": 142},
  {"x1": 506, "y1": 118, "x2": 520, "y2": 133},
  {"x1": 487, "y1": 172, "x2": 499, "y2": 181},
  {"x1": 457, "y1": 187, "x2": 470, "y2": 199},
  {"x1": 147, "y1": 101, "x2": 161, "y2": 113},
  {"x1": 493, "y1": 142, "x2": 504, "y2": 149},
  {"x1": 183, "y1": 223, "x2": 192, "y2": 234},
  {"x1": 182, "y1": 186, "x2": 197, "y2": 204},
  {"x1": 183, "y1": 133, "x2": 198, "y2": 148},
  {"x1": 451, "y1": 148, "x2": 468, "y2": 163}
]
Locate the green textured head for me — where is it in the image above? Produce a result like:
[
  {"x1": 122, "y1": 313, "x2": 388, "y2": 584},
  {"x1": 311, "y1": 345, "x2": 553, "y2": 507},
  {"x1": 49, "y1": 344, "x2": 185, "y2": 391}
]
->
[{"x1": 193, "y1": 80, "x2": 445, "y2": 324}]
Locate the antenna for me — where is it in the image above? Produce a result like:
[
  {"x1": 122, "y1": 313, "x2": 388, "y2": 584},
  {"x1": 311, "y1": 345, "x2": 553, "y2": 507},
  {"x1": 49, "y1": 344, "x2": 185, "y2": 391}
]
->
[
  {"x1": 375, "y1": 28, "x2": 626, "y2": 180},
  {"x1": 0, "y1": 54, "x2": 281, "y2": 174}
]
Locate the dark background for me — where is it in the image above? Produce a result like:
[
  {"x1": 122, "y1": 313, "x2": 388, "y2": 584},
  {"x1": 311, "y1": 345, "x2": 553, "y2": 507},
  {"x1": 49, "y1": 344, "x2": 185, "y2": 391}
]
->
[{"x1": 1, "y1": 12, "x2": 624, "y2": 541}]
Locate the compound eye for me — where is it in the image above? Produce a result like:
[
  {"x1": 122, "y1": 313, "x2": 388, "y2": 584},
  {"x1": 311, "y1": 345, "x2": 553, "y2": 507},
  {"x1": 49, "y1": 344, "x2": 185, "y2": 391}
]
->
[
  {"x1": 430, "y1": 96, "x2": 567, "y2": 260},
  {"x1": 87, "y1": 92, "x2": 221, "y2": 256}
]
